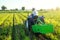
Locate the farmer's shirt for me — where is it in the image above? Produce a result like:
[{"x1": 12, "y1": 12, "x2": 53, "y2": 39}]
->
[{"x1": 32, "y1": 10, "x2": 38, "y2": 16}]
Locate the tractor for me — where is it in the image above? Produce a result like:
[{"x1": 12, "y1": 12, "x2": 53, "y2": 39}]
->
[{"x1": 25, "y1": 15, "x2": 54, "y2": 40}]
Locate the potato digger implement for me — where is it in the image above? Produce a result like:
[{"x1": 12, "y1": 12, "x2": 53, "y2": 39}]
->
[{"x1": 25, "y1": 16, "x2": 54, "y2": 40}]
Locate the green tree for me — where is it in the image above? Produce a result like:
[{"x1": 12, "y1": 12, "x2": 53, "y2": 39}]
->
[
  {"x1": 40, "y1": 9, "x2": 43, "y2": 11},
  {"x1": 1, "y1": 5, "x2": 7, "y2": 10},
  {"x1": 22, "y1": 7, "x2": 25, "y2": 10},
  {"x1": 15, "y1": 8, "x2": 18, "y2": 10}
]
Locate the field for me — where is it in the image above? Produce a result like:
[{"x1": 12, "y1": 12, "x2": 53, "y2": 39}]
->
[{"x1": 0, "y1": 10, "x2": 60, "y2": 40}]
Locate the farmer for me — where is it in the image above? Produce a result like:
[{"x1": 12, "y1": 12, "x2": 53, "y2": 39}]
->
[
  {"x1": 28, "y1": 8, "x2": 38, "y2": 19},
  {"x1": 27, "y1": 8, "x2": 38, "y2": 31},
  {"x1": 27, "y1": 8, "x2": 39, "y2": 40},
  {"x1": 32, "y1": 8, "x2": 38, "y2": 18}
]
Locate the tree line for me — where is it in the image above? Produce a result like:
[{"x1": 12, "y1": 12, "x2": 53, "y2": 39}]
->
[
  {"x1": 1, "y1": 5, "x2": 60, "y2": 11},
  {"x1": 1, "y1": 5, "x2": 25, "y2": 11}
]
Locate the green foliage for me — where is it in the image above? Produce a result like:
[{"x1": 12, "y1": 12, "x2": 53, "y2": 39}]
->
[
  {"x1": 22, "y1": 7, "x2": 25, "y2": 10},
  {"x1": 0, "y1": 10, "x2": 60, "y2": 40},
  {"x1": 1, "y1": 5, "x2": 7, "y2": 10}
]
